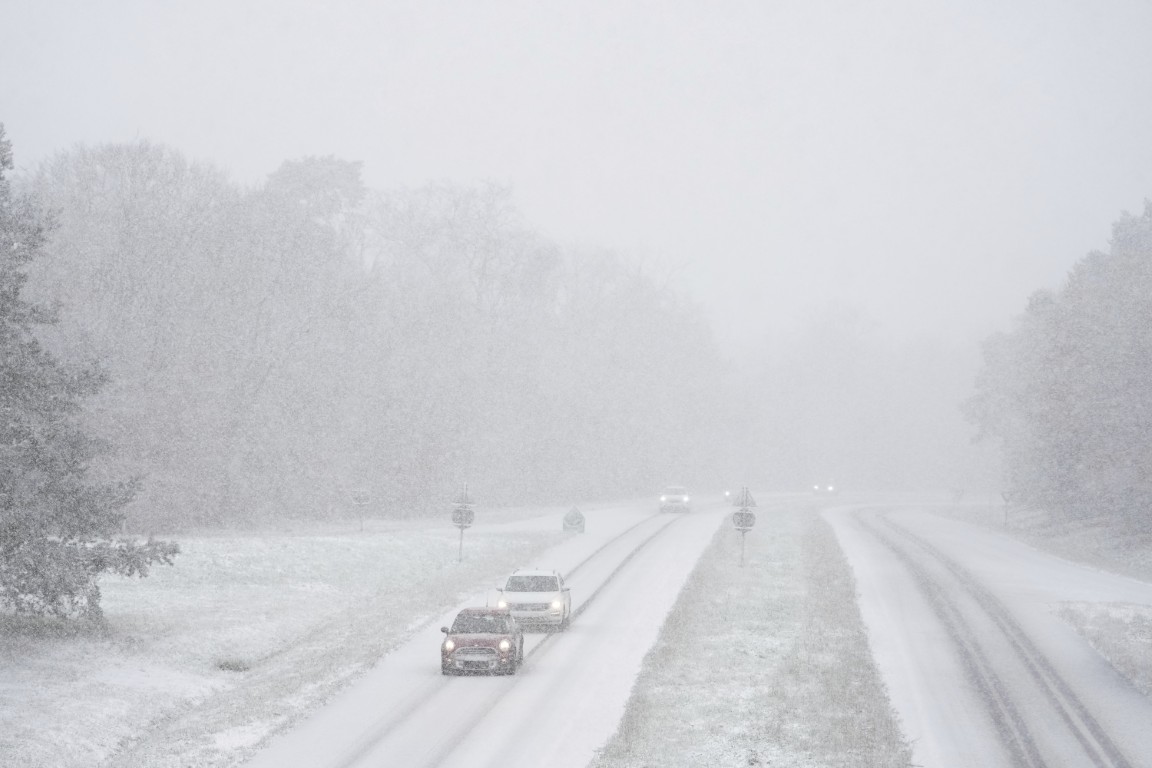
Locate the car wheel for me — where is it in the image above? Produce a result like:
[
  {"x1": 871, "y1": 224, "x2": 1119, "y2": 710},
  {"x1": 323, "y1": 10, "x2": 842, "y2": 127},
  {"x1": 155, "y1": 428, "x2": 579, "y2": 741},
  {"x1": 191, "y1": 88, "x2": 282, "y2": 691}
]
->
[{"x1": 559, "y1": 614, "x2": 570, "y2": 631}]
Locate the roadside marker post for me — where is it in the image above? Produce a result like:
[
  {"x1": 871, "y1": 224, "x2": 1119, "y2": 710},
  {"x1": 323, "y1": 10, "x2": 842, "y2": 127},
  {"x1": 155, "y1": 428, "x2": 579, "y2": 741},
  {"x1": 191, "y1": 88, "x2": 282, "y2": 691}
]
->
[
  {"x1": 732, "y1": 486, "x2": 757, "y2": 567},
  {"x1": 452, "y1": 484, "x2": 475, "y2": 563},
  {"x1": 351, "y1": 489, "x2": 371, "y2": 532}
]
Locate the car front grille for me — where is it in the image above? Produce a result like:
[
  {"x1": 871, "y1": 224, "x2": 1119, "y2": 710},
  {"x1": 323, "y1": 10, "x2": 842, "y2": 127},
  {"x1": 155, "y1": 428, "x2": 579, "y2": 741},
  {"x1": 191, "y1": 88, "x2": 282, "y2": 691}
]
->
[
  {"x1": 455, "y1": 647, "x2": 497, "y2": 658},
  {"x1": 511, "y1": 603, "x2": 551, "y2": 611}
]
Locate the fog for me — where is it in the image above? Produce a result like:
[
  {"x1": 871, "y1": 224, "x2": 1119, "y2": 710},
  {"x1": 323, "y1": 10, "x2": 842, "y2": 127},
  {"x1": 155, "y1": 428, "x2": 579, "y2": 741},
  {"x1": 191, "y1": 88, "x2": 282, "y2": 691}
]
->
[{"x1": 3, "y1": 0, "x2": 1152, "y2": 518}]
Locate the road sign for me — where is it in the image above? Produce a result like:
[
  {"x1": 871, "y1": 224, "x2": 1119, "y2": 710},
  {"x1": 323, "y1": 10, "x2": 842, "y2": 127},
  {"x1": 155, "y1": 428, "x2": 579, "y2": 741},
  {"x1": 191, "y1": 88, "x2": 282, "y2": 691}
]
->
[
  {"x1": 452, "y1": 505, "x2": 474, "y2": 528},
  {"x1": 732, "y1": 510, "x2": 756, "y2": 531},
  {"x1": 452, "y1": 489, "x2": 475, "y2": 563},
  {"x1": 736, "y1": 487, "x2": 757, "y2": 509}
]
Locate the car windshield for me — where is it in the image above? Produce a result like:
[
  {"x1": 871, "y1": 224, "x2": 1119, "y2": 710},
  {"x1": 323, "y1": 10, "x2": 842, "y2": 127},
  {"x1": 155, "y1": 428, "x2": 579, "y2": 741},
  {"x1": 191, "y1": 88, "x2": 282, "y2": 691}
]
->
[
  {"x1": 505, "y1": 575, "x2": 559, "y2": 592},
  {"x1": 451, "y1": 614, "x2": 510, "y2": 634},
  {"x1": 664, "y1": 488, "x2": 686, "y2": 496}
]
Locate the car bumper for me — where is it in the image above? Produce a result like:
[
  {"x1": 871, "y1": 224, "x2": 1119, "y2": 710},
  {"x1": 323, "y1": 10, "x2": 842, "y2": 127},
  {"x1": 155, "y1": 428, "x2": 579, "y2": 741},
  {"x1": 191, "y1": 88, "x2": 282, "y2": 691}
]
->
[
  {"x1": 443, "y1": 652, "x2": 516, "y2": 673},
  {"x1": 508, "y1": 609, "x2": 565, "y2": 626}
]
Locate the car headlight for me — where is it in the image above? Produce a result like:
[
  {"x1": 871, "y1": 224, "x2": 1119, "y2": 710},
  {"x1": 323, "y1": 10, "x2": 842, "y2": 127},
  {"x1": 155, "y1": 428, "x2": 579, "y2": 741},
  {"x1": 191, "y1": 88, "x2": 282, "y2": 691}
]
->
[
  {"x1": 443, "y1": 639, "x2": 455, "y2": 652},
  {"x1": 684, "y1": 496, "x2": 690, "y2": 503},
  {"x1": 497, "y1": 599, "x2": 508, "y2": 609},
  {"x1": 660, "y1": 496, "x2": 666, "y2": 502},
  {"x1": 551, "y1": 599, "x2": 563, "y2": 610},
  {"x1": 499, "y1": 639, "x2": 511, "y2": 651}
]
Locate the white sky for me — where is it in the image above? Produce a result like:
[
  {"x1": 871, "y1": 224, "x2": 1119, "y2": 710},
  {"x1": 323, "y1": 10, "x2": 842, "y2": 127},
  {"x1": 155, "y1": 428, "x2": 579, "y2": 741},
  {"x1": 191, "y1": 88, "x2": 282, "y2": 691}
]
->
[{"x1": 4, "y1": 0, "x2": 1152, "y2": 349}]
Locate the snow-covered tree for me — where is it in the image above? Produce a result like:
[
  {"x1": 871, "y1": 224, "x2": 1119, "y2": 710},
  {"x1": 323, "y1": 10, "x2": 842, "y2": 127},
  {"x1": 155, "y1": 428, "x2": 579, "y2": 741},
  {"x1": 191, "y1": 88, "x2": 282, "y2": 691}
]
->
[
  {"x1": 0, "y1": 125, "x2": 177, "y2": 617},
  {"x1": 967, "y1": 202, "x2": 1152, "y2": 527}
]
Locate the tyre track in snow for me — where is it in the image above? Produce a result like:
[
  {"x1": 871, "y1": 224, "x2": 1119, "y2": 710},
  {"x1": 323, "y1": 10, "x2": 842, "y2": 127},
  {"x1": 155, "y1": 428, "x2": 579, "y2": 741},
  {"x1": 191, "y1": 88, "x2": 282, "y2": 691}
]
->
[
  {"x1": 858, "y1": 509, "x2": 1135, "y2": 768},
  {"x1": 326, "y1": 508, "x2": 694, "y2": 768}
]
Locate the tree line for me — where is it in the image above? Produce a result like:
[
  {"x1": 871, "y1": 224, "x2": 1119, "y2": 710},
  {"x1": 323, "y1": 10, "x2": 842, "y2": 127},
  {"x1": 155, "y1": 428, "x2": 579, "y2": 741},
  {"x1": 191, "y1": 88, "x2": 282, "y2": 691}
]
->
[
  {"x1": 967, "y1": 202, "x2": 1152, "y2": 529},
  {"x1": 17, "y1": 117, "x2": 1120, "y2": 617},
  {"x1": 16, "y1": 137, "x2": 732, "y2": 532},
  {"x1": 1, "y1": 126, "x2": 177, "y2": 617}
]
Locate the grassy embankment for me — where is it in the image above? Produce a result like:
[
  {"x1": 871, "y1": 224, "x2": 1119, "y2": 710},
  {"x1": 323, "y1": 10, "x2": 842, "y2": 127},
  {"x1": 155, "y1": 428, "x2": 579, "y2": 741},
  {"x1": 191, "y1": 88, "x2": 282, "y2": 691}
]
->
[
  {"x1": 0, "y1": 514, "x2": 566, "y2": 768},
  {"x1": 592, "y1": 502, "x2": 913, "y2": 768}
]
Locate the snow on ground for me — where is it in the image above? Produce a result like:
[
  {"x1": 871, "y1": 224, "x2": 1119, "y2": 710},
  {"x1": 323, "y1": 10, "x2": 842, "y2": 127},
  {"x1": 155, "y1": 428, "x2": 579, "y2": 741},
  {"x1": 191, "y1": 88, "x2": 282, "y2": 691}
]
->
[
  {"x1": 0, "y1": 507, "x2": 571, "y2": 768},
  {"x1": 939, "y1": 497, "x2": 1152, "y2": 583},
  {"x1": 1057, "y1": 601, "x2": 1152, "y2": 697},
  {"x1": 4, "y1": 495, "x2": 914, "y2": 768},
  {"x1": 592, "y1": 497, "x2": 911, "y2": 768},
  {"x1": 826, "y1": 502, "x2": 1152, "y2": 768},
  {"x1": 938, "y1": 499, "x2": 1152, "y2": 702},
  {"x1": 244, "y1": 501, "x2": 682, "y2": 768},
  {"x1": 13, "y1": 493, "x2": 1146, "y2": 768}
]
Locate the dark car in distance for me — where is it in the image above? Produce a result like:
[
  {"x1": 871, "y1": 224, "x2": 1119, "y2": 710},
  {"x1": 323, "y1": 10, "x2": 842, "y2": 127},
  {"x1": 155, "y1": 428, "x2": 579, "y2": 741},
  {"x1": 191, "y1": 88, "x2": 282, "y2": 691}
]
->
[
  {"x1": 441, "y1": 607, "x2": 524, "y2": 675},
  {"x1": 562, "y1": 506, "x2": 585, "y2": 533}
]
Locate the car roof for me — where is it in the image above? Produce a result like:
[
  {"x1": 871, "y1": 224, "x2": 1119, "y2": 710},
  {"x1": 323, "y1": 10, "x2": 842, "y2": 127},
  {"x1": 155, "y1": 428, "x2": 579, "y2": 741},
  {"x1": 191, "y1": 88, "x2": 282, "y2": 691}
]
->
[
  {"x1": 456, "y1": 607, "x2": 511, "y2": 617},
  {"x1": 509, "y1": 568, "x2": 560, "y2": 577},
  {"x1": 664, "y1": 486, "x2": 687, "y2": 492}
]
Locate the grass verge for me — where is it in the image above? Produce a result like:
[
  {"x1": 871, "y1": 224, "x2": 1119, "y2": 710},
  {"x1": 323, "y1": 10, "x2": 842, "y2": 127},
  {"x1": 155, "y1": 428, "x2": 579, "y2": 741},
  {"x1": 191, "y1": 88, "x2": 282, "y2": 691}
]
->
[
  {"x1": 1056, "y1": 602, "x2": 1152, "y2": 697},
  {"x1": 590, "y1": 504, "x2": 912, "y2": 768},
  {"x1": 0, "y1": 519, "x2": 565, "y2": 768}
]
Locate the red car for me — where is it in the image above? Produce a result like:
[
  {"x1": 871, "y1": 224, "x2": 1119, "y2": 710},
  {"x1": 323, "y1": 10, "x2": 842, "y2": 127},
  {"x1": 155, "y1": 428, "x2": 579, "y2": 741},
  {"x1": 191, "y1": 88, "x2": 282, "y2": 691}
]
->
[{"x1": 441, "y1": 607, "x2": 524, "y2": 675}]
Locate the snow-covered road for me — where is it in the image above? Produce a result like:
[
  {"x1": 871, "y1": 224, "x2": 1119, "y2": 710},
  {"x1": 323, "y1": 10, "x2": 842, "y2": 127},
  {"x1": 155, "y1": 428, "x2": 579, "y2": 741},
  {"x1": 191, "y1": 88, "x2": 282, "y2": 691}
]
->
[
  {"x1": 244, "y1": 501, "x2": 728, "y2": 768},
  {"x1": 826, "y1": 505, "x2": 1152, "y2": 768}
]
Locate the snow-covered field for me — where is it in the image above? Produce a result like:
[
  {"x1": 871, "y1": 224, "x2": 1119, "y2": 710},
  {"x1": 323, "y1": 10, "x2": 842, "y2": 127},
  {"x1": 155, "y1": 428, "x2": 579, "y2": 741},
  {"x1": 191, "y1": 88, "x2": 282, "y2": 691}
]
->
[
  {"x1": 0, "y1": 509, "x2": 568, "y2": 768},
  {"x1": 6, "y1": 495, "x2": 1148, "y2": 768},
  {"x1": 3, "y1": 497, "x2": 909, "y2": 768}
]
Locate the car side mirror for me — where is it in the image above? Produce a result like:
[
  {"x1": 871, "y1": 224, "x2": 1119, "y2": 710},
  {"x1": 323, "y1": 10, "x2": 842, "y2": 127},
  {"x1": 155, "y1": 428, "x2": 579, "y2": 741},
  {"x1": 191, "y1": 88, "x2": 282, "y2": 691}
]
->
[
  {"x1": 562, "y1": 586, "x2": 570, "y2": 592},
  {"x1": 440, "y1": 626, "x2": 449, "y2": 634}
]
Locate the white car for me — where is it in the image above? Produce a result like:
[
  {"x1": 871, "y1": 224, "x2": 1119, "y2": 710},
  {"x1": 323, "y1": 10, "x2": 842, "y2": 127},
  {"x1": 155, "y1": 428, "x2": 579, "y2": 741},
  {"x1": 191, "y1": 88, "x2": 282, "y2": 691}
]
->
[
  {"x1": 812, "y1": 481, "x2": 839, "y2": 495},
  {"x1": 659, "y1": 486, "x2": 691, "y2": 512},
  {"x1": 497, "y1": 569, "x2": 571, "y2": 631}
]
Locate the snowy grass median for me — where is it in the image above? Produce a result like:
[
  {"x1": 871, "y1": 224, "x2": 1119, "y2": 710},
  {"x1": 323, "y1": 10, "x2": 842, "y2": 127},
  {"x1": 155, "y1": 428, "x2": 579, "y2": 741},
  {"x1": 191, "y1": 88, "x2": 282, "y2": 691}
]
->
[
  {"x1": 591, "y1": 502, "x2": 912, "y2": 768},
  {"x1": 0, "y1": 514, "x2": 566, "y2": 768}
]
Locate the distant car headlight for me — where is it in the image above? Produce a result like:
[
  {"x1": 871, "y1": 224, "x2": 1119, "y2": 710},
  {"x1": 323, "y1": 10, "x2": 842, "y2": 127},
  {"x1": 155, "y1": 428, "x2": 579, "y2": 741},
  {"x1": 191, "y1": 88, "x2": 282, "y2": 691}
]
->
[
  {"x1": 551, "y1": 599, "x2": 563, "y2": 610},
  {"x1": 499, "y1": 639, "x2": 511, "y2": 651},
  {"x1": 497, "y1": 598, "x2": 508, "y2": 609},
  {"x1": 684, "y1": 496, "x2": 690, "y2": 503},
  {"x1": 443, "y1": 639, "x2": 455, "y2": 652},
  {"x1": 828, "y1": 486, "x2": 835, "y2": 492},
  {"x1": 660, "y1": 496, "x2": 666, "y2": 502}
]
